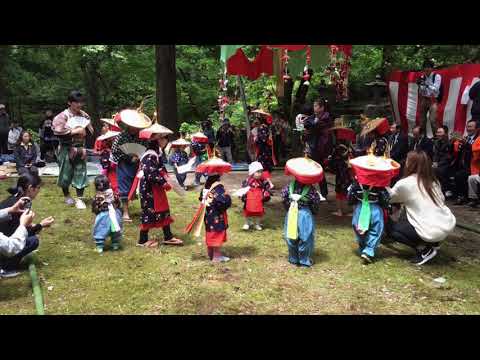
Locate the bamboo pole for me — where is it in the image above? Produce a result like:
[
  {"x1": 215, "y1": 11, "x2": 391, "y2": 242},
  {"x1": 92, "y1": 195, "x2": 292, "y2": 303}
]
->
[
  {"x1": 27, "y1": 255, "x2": 45, "y2": 315},
  {"x1": 237, "y1": 76, "x2": 254, "y2": 161}
]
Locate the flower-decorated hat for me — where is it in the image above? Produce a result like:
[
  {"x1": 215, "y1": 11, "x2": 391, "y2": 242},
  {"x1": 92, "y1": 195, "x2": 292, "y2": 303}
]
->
[
  {"x1": 360, "y1": 117, "x2": 390, "y2": 137},
  {"x1": 349, "y1": 153, "x2": 400, "y2": 187},
  {"x1": 191, "y1": 132, "x2": 209, "y2": 144},
  {"x1": 329, "y1": 117, "x2": 357, "y2": 143},
  {"x1": 97, "y1": 130, "x2": 121, "y2": 141},
  {"x1": 285, "y1": 157, "x2": 324, "y2": 185},
  {"x1": 115, "y1": 109, "x2": 152, "y2": 129},
  {"x1": 171, "y1": 138, "x2": 191, "y2": 147},
  {"x1": 196, "y1": 157, "x2": 232, "y2": 175}
]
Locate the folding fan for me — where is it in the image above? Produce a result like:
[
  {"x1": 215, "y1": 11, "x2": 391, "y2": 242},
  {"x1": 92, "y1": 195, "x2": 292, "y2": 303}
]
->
[
  {"x1": 66, "y1": 116, "x2": 91, "y2": 129},
  {"x1": 119, "y1": 143, "x2": 147, "y2": 158}
]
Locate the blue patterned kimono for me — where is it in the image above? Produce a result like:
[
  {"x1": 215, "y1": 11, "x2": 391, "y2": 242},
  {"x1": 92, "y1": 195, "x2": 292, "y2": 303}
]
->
[
  {"x1": 169, "y1": 149, "x2": 189, "y2": 187},
  {"x1": 281, "y1": 181, "x2": 321, "y2": 267}
]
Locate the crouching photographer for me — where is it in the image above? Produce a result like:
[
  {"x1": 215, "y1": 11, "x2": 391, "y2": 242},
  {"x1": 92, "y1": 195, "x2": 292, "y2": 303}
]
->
[{"x1": 0, "y1": 169, "x2": 54, "y2": 278}]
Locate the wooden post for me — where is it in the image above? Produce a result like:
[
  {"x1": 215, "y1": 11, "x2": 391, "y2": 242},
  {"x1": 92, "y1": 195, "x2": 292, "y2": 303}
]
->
[{"x1": 237, "y1": 75, "x2": 254, "y2": 161}]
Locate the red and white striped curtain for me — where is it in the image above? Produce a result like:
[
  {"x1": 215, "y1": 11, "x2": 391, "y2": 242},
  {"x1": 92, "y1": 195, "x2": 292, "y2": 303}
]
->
[{"x1": 387, "y1": 64, "x2": 480, "y2": 136}]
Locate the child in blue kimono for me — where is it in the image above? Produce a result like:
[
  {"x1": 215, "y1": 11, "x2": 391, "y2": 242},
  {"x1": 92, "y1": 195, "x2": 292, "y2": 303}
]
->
[
  {"x1": 191, "y1": 139, "x2": 209, "y2": 186},
  {"x1": 347, "y1": 180, "x2": 390, "y2": 264},
  {"x1": 91, "y1": 175, "x2": 123, "y2": 253},
  {"x1": 169, "y1": 145, "x2": 189, "y2": 190},
  {"x1": 281, "y1": 180, "x2": 321, "y2": 267}
]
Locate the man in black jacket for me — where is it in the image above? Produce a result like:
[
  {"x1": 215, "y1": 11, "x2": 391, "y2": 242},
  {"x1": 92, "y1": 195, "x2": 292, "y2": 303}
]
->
[
  {"x1": 389, "y1": 123, "x2": 409, "y2": 164},
  {"x1": 216, "y1": 119, "x2": 234, "y2": 163},
  {"x1": 433, "y1": 125, "x2": 453, "y2": 196},
  {"x1": 409, "y1": 126, "x2": 433, "y2": 159},
  {"x1": 469, "y1": 80, "x2": 480, "y2": 127}
]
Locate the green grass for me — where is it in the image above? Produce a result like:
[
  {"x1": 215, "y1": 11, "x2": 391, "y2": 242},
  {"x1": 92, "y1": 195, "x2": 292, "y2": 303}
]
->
[{"x1": 1, "y1": 177, "x2": 480, "y2": 314}]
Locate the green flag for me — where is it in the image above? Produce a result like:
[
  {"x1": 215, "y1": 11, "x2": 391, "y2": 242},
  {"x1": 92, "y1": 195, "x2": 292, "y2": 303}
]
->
[{"x1": 220, "y1": 45, "x2": 243, "y2": 63}]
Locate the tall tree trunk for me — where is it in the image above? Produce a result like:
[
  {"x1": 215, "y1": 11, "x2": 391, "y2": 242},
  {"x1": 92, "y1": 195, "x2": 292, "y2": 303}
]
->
[
  {"x1": 80, "y1": 60, "x2": 101, "y2": 147},
  {"x1": 381, "y1": 45, "x2": 395, "y2": 79},
  {"x1": 155, "y1": 45, "x2": 178, "y2": 133}
]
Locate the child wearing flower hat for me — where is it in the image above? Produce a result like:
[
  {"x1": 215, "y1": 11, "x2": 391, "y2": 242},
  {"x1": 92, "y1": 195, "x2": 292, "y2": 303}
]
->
[{"x1": 240, "y1": 161, "x2": 272, "y2": 231}]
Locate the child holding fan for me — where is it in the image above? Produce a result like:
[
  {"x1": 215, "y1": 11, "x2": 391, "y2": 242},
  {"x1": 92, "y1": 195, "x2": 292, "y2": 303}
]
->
[
  {"x1": 135, "y1": 123, "x2": 183, "y2": 248},
  {"x1": 282, "y1": 157, "x2": 323, "y2": 267},
  {"x1": 185, "y1": 157, "x2": 232, "y2": 263},
  {"x1": 240, "y1": 161, "x2": 271, "y2": 231}
]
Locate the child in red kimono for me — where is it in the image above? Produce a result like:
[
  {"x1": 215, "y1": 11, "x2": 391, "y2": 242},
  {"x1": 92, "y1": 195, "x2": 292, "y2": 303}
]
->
[
  {"x1": 96, "y1": 130, "x2": 120, "y2": 195},
  {"x1": 137, "y1": 135, "x2": 183, "y2": 248},
  {"x1": 240, "y1": 161, "x2": 271, "y2": 231}
]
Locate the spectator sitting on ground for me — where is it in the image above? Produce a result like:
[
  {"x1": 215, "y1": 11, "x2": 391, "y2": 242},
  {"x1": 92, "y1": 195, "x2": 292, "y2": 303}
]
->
[
  {"x1": 0, "y1": 197, "x2": 38, "y2": 278},
  {"x1": 409, "y1": 125, "x2": 433, "y2": 160},
  {"x1": 451, "y1": 120, "x2": 480, "y2": 205},
  {"x1": 39, "y1": 110, "x2": 58, "y2": 162},
  {"x1": 14, "y1": 130, "x2": 45, "y2": 175},
  {"x1": 432, "y1": 125, "x2": 453, "y2": 197}
]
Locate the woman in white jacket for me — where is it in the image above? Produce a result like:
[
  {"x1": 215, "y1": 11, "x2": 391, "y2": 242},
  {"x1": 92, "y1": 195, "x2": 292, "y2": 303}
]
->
[
  {"x1": 387, "y1": 150, "x2": 456, "y2": 265},
  {"x1": 0, "y1": 197, "x2": 36, "y2": 278}
]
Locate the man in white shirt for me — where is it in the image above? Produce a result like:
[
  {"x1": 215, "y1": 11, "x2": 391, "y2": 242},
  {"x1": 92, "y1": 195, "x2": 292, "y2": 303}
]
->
[
  {"x1": 418, "y1": 59, "x2": 442, "y2": 136},
  {"x1": 7, "y1": 121, "x2": 23, "y2": 154}
]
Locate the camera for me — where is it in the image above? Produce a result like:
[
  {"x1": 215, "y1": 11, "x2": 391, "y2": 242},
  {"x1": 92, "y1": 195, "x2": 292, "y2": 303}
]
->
[
  {"x1": 21, "y1": 198, "x2": 32, "y2": 210},
  {"x1": 416, "y1": 74, "x2": 426, "y2": 86}
]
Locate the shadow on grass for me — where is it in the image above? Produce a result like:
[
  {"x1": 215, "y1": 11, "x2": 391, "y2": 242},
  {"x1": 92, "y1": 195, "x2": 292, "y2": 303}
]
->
[
  {"x1": 312, "y1": 249, "x2": 330, "y2": 264},
  {"x1": 190, "y1": 245, "x2": 258, "y2": 262}
]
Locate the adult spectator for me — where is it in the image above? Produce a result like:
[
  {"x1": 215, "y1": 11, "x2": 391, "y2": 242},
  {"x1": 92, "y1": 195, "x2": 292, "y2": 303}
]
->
[
  {"x1": 389, "y1": 123, "x2": 409, "y2": 165},
  {"x1": 452, "y1": 120, "x2": 480, "y2": 205},
  {"x1": 409, "y1": 125, "x2": 433, "y2": 159},
  {"x1": 7, "y1": 120, "x2": 23, "y2": 154},
  {"x1": 0, "y1": 170, "x2": 54, "y2": 276},
  {"x1": 216, "y1": 118, "x2": 234, "y2": 163},
  {"x1": 52, "y1": 91, "x2": 93, "y2": 209},
  {"x1": 432, "y1": 125, "x2": 453, "y2": 196},
  {"x1": 201, "y1": 119, "x2": 216, "y2": 154},
  {"x1": 0, "y1": 198, "x2": 37, "y2": 278},
  {"x1": 14, "y1": 130, "x2": 45, "y2": 175},
  {"x1": 469, "y1": 80, "x2": 480, "y2": 127},
  {"x1": 303, "y1": 98, "x2": 332, "y2": 198},
  {"x1": 417, "y1": 59, "x2": 442, "y2": 135},
  {"x1": 468, "y1": 174, "x2": 480, "y2": 208},
  {"x1": 272, "y1": 111, "x2": 289, "y2": 163},
  {"x1": 39, "y1": 110, "x2": 58, "y2": 161},
  {"x1": 387, "y1": 151, "x2": 456, "y2": 265},
  {"x1": 0, "y1": 104, "x2": 9, "y2": 155}
]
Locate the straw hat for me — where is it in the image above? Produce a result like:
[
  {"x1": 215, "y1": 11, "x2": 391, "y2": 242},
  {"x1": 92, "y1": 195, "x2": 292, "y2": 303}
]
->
[
  {"x1": 349, "y1": 154, "x2": 400, "y2": 187},
  {"x1": 191, "y1": 132, "x2": 209, "y2": 143},
  {"x1": 171, "y1": 138, "x2": 191, "y2": 147},
  {"x1": 97, "y1": 130, "x2": 121, "y2": 141},
  {"x1": 195, "y1": 157, "x2": 232, "y2": 175},
  {"x1": 330, "y1": 117, "x2": 356, "y2": 142},
  {"x1": 100, "y1": 116, "x2": 122, "y2": 131},
  {"x1": 139, "y1": 122, "x2": 174, "y2": 139},
  {"x1": 116, "y1": 109, "x2": 152, "y2": 129},
  {"x1": 284, "y1": 157, "x2": 324, "y2": 185},
  {"x1": 360, "y1": 117, "x2": 390, "y2": 137}
]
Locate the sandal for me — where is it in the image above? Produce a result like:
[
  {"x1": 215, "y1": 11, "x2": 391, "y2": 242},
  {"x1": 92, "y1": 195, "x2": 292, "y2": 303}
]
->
[
  {"x1": 162, "y1": 237, "x2": 184, "y2": 246},
  {"x1": 145, "y1": 240, "x2": 159, "y2": 248}
]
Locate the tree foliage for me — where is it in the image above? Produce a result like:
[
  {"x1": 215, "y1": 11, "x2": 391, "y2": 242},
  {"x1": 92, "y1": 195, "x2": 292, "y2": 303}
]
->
[{"x1": 0, "y1": 45, "x2": 478, "y2": 133}]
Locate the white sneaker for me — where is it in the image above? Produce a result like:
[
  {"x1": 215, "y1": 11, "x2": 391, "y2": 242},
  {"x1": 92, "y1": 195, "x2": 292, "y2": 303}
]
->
[
  {"x1": 242, "y1": 224, "x2": 250, "y2": 231},
  {"x1": 75, "y1": 198, "x2": 86, "y2": 210},
  {"x1": 65, "y1": 196, "x2": 75, "y2": 206},
  {"x1": 254, "y1": 224, "x2": 263, "y2": 231}
]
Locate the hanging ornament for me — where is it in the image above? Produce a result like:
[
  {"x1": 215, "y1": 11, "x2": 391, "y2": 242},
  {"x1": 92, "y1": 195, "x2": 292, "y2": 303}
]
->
[{"x1": 302, "y1": 65, "x2": 311, "y2": 86}]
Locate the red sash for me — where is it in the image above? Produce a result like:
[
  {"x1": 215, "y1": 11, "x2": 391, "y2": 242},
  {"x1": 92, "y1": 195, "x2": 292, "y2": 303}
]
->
[{"x1": 153, "y1": 184, "x2": 170, "y2": 212}]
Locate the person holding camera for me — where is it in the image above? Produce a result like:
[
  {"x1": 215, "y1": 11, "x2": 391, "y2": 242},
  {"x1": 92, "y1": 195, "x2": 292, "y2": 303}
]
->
[
  {"x1": 417, "y1": 60, "x2": 442, "y2": 136},
  {"x1": 0, "y1": 171, "x2": 54, "y2": 278},
  {"x1": 0, "y1": 198, "x2": 38, "y2": 278}
]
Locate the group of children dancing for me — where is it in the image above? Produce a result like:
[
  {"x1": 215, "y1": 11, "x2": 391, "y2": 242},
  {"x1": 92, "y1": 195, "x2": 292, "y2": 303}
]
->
[{"x1": 88, "y1": 109, "x2": 403, "y2": 267}]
